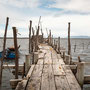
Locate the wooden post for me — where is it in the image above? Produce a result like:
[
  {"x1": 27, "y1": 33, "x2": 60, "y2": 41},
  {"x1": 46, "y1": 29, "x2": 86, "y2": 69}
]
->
[
  {"x1": 35, "y1": 26, "x2": 40, "y2": 51},
  {"x1": 68, "y1": 22, "x2": 71, "y2": 55},
  {"x1": 49, "y1": 30, "x2": 51, "y2": 45},
  {"x1": 0, "y1": 17, "x2": 9, "y2": 85},
  {"x1": 68, "y1": 22, "x2": 72, "y2": 64},
  {"x1": 34, "y1": 52, "x2": 38, "y2": 64},
  {"x1": 29, "y1": 20, "x2": 32, "y2": 53},
  {"x1": 54, "y1": 39, "x2": 55, "y2": 49},
  {"x1": 22, "y1": 62, "x2": 25, "y2": 78},
  {"x1": 25, "y1": 55, "x2": 30, "y2": 74},
  {"x1": 76, "y1": 62, "x2": 85, "y2": 88},
  {"x1": 63, "y1": 52, "x2": 65, "y2": 60},
  {"x1": 13, "y1": 27, "x2": 19, "y2": 79},
  {"x1": 74, "y1": 42, "x2": 76, "y2": 52},
  {"x1": 32, "y1": 27, "x2": 34, "y2": 36},
  {"x1": 52, "y1": 35, "x2": 53, "y2": 47},
  {"x1": 65, "y1": 55, "x2": 70, "y2": 65},
  {"x1": 58, "y1": 37, "x2": 60, "y2": 53}
]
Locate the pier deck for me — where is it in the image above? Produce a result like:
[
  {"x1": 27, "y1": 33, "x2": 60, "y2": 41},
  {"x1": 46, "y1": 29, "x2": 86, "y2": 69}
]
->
[{"x1": 26, "y1": 44, "x2": 81, "y2": 90}]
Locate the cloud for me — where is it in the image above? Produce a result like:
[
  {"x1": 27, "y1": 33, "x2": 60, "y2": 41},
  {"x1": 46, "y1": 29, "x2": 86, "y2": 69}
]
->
[
  {"x1": 0, "y1": 0, "x2": 90, "y2": 38},
  {"x1": 49, "y1": 0, "x2": 90, "y2": 14},
  {"x1": 0, "y1": 0, "x2": 40, "y2": 8}
]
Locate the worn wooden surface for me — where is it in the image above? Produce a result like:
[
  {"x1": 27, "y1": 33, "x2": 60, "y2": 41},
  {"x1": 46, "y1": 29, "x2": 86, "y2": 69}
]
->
[{"x1": 18, "y1": 44, "x2": 81, "y2": 90}]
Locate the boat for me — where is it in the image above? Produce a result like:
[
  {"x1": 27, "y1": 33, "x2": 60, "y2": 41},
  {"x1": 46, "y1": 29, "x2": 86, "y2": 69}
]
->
[{"x1": 0, "y1": 46, "x2": 20, "y2": 60}]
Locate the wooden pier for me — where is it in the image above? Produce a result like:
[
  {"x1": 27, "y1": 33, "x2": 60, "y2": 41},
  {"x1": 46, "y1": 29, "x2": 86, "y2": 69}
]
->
[
  {"x1": 16, "y1": 44, "x2": 81, "y2": 90},
  {"x1": 1, "y1": 18, "x2": 89, "y2": 90}
]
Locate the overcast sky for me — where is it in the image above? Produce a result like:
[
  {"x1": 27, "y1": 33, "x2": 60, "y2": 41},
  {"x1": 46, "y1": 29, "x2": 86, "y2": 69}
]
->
[{"x1": 0, "y1": 0, "x2": 90, "y2": 37}]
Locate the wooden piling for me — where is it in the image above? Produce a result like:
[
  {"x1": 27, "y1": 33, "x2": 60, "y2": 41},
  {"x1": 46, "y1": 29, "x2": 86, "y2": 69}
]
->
[
  {"x1": 34, "y1": 52, "x2": 38, "y2": 64},
  {"x1": 13, "y1": 27, "x2": 19, "y2": 79},
  {"x1": 76, "y1": 62, "x2": 85, "y2": 88},
  {"x1": 29, "y1": 20, "x2": 32, "y2": 53},
  {"x1": 25, "y1": 55, "x2": 31, "y2": 74},
  {"x1": 58, "y1": 37, "x2": 60, "y2": 53},
  {"x1": 35, "y1": 26, "x2": 40, "y2": 51},
  {"x1": 0, "y1": 17, "x2": 9, "y2": 85},
  {"x1": 68, "y1": 22, "x2": 72, "y2": 64},
  {"x1": 68, "y1": 22, "x2": 71, "y2": 55},
  {"x1": 65, "y1": 55, "x2": 70, "y2": 65},
  {"x1": 51, "y1": 35, "x2": 53, "y2": 47}
]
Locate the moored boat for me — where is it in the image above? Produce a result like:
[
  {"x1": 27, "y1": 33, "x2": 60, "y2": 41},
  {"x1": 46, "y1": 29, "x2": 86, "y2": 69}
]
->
[{"x1": 0, "y1": 47, "x2": 16, "y2": 59}]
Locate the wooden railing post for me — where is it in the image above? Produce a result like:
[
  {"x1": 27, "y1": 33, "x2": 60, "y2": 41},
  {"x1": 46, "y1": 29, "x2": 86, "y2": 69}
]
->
[
  {"x1": 65, "y1": 55, "x2": 70, "y2": 65},
  {"x1": 68, "y1": 22, "x2": 72, "y2": 64},
  {"x1": 58, "y1": 37, "x2": 60, "y2": 53},
  {"x1": 34, "y1": 52, "x2": 38, "y2": 64},
  {"x1": 25, "y1": 55, "x2": 30, "y2": 74},
  {"x1": 29, "y1": 20, "x2": 32, "y2": 53},
  {"x1": 0, "y1": 17, "x2": 9, "y2": 85},
  {"x1": 13, "y1": 27, "x2": 19, "y2": 79},
  {"x1": 76, "y1": 62, "x2": 85, "y2": 88}
]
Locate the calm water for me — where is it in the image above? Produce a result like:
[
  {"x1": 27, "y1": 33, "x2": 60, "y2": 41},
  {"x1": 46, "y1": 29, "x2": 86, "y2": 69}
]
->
[{"x1": 0, "y1": 38, "x2": 90, "y2": 90}]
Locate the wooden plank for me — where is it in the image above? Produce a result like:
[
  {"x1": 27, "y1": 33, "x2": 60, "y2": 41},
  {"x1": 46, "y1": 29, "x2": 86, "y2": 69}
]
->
[
  {"x1": 48, "y1": 65, "x2": 56, "y2": 90},
  {"x1": 62, "y1": 65, "x2": 81, "y2": 90},
  {"x1": 37, "y1": 51, "x2": 44, "y2": 65},
  {"x1": 26, "y1": 65, "x2": 43, "y2": 90},
  {"x1": 55, "y1": 76, "x2": 70, "y2": 90},
  {"x1": 26, "y1": 77, "x2": 41, "y2": 90},
  {"x1": 31, "y1": 65, "x2": 43, "y2": 77},
  {"x1": 16, "y1": 80, "x2": 27, "y2": 90},
  {"x1": 44, "y1": 50, "x2": 52, "y2": 65},
  {"x1": 26, "y1": 65, "x2": 35, "y2": 79},
  {"x1": 53, "y1": 64, "x2": 65, "y2": 76},
  {"x1": 41, "y1": 65, "x2": 56, "y2": 90},
  {"x1": 41, "y1": 73, "x2": 49, "y2": 90},
  {"x1": 3, "y1": 65, "x2": 23, "y2": 69}
]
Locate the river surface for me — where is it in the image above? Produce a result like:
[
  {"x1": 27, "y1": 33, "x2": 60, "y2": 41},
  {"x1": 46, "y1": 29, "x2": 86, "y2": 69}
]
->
[{"x1": 0, "y1": 38, "x2": 90, "y2": 90}]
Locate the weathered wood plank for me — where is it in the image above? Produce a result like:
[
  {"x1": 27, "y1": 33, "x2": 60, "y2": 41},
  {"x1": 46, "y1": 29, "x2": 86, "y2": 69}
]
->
[
  {"x1": 55, "y1": 76, "x2": 70, "y2": 90},
  {"x1": 41, "y1": 73, "x2": 49, "y2": 90},
  {"x1": 53, "y1": 64, "x2": 65, "y2": 76},
  {"x1": 31, "y1": 65, "x2": 43, "y2": 77},
  {"x1": 41, "y1": 65, "x2": 56, "y2": 90},
  {"x1": 26, "y1": 77, "x2": 41, "y2": 90},
  {"x1": 62, "y1": 65, "x2": 81, "y2": 90}
]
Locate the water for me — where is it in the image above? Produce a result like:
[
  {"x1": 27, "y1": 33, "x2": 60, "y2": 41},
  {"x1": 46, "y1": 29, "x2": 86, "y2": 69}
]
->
[{"x1": 0, "y1": 38, "x2": 90, "y2": 90}]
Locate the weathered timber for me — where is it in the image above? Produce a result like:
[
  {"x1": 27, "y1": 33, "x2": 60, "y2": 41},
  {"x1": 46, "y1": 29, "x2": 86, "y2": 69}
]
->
[
  {"x1": 13, "y1": 27, "x2": 19, "y2": 79},
  {"x1": 76, "y1": 62, "x2": 85, "y2": 88},
  {"x1": 10, "y1": 79, "x2": 22, "y2": 89},
  {"x1": 25, "y1": 54, "x2": 31, "y2": 74},
  {"x1": 0, "y1": 17, "x2": 9, "y2": 85},
  {"x1": 16, "y1": 44, "x2": 81, "y2": 90},
  {"x1": 68, "y1": 22, "x2": 71, "y2": 55},
  {"x1": 29, "y1": 20, "x2": 32, "y2": 53}
]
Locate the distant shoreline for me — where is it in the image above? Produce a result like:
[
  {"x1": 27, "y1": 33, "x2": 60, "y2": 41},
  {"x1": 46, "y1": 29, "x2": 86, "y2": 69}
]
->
[{"x1": 0, "y1": 37, "x2": 90, "y2": 39}]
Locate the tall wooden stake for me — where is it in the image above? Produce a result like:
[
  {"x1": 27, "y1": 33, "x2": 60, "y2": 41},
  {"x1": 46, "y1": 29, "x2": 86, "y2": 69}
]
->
[
  {"x1": 58, "y1": 37, "x2": 60, "y2": 53},
  {"x1": 13, "y1": 27, "x2": 19, "y2": 79},
  {"x1": 29, "y1": 20, "x2": 32, "y2": 53},
  {"x1": 0, "y1": 17, "x2": 9, "y2": 85},
  {"x1": 68, "y1": 22, "x2": 71, "y2": 55},
  {"x1": 35, "y1": 26, "x2": 40, "y2": 51}
]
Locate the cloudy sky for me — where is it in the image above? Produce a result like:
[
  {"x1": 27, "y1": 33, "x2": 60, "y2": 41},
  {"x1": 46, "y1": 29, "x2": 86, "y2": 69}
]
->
[{"x1": 0, "y1": 0, "x2": 90, "y2": 37}]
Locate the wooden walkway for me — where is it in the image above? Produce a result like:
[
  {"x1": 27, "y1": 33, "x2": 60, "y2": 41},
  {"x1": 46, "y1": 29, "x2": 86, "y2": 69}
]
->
[{"x1": 26, "y1": 44, "x2": 81, "y2": 90}]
